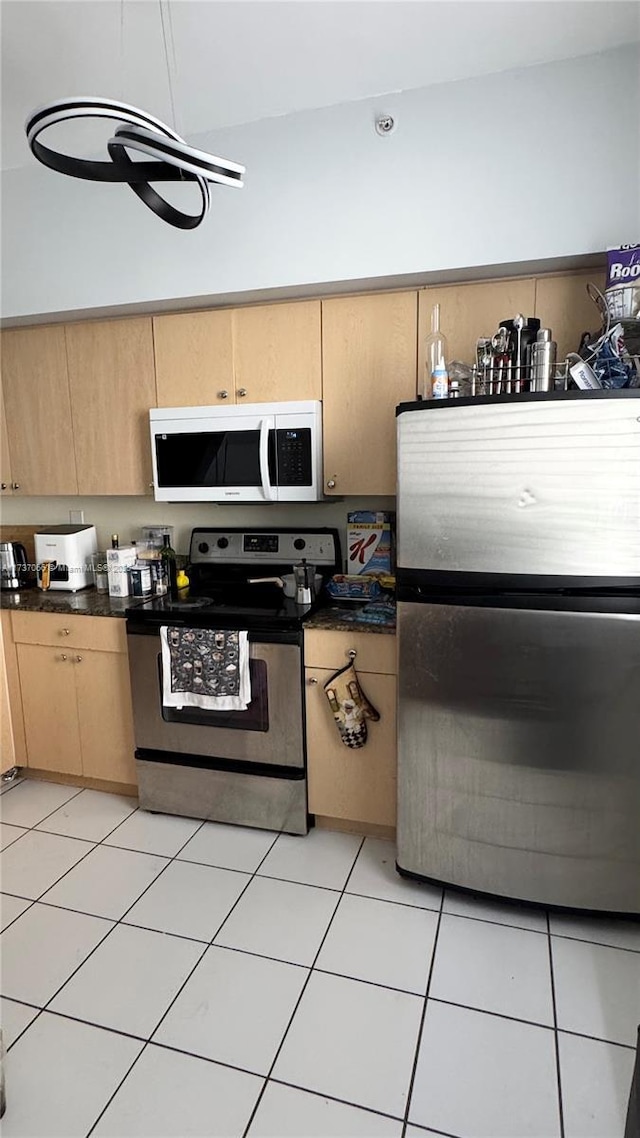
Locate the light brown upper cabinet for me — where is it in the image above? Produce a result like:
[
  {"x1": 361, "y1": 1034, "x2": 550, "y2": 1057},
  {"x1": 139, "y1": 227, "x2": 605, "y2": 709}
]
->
[
  {"x1": 418, "y1": 278, "x2": 536, "y2": 384},
  {"x1": 534, "y1": 270, "x2": 602, "y2": 362},
  {"x1": 1, "y1": 325, "x2": 78, "y2": 495},
  {"x1": 1, "y1": 384, "x2": 13, "y2": 496},
  {"x1": 232, "y1": 300, "x2": 322, "y2": 403},
  {"x1": 153, "y1": 309, "x2": 235, "y2": 407},
  {"x1": 322, "y1": 291, "x2": 418, "y2": 496},
  {"x1": 65, "y1": 317, "x2": 157, "y2": 495}
]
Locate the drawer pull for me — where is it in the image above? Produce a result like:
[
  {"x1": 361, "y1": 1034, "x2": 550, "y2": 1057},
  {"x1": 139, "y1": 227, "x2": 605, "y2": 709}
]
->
[
  {"x1": 326, "y1": 478, "x2": 337, "y2": 490},
  {"x1": 218, "y1": 390, "x2": 229, "y2": 399},
  {"x1": 1, "y1": 483, "x2": 7, "y2": 490},
  {"x1": 237, "y1": 388, "x2": 247, "y2": 398},
  {"x1": 12, "y1": 483, "x2": 20, "y2": 490},
  {"x1": 347, "y1": 648, "x2": 357, "y2": 660},
  {"x1": 60, "y1": 654, "x2": 67, "y2": 661},
  {"x1": 75, "y1": 655, "x2": 83, "y2": 663},
  {"x1": 61, "y1": 628, "x2": 70, "y2": 636},
  {"x1": 308, "y1": 677, "x2": 319, "y2": 685}
]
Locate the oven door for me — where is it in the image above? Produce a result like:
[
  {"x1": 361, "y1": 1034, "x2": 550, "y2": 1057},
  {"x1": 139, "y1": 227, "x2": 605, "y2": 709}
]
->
[{"x1": 127, "y1": 626, "x2": 308, "y2": 833}]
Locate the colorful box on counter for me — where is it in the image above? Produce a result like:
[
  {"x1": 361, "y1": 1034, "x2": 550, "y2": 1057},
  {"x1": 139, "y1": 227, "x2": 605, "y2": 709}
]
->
[{"x1": 346, "y1": 512, "x2": 394, "y2": 576}]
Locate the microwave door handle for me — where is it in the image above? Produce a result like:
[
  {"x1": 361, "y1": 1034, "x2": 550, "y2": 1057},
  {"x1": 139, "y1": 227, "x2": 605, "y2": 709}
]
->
[{"x1": 259, "y1": 417, "x2": 276, "y2": 501}]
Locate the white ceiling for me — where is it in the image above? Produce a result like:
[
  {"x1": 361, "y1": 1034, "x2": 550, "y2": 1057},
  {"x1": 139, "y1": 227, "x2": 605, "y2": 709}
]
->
[{"x1": 2, "y1": 0, "x2": 638, "y2": 171}]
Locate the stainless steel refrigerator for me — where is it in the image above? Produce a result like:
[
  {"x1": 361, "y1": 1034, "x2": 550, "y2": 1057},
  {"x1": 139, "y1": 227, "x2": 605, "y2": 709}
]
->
[{"x1": 396, "y1": 390, "x2": 640, "y2": 915}]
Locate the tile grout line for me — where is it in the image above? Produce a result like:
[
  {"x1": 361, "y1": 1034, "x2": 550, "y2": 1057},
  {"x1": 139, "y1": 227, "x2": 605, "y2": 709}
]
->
[
  {"x1": 84, "y1": 824, "x2": 282, "y2": 1138},
  {"x1": 239, "y1": 834, "x2": 367, "y2": 1138},
  {"x1": 400, "y1": 886, "x2": 446, "y2": 1138},
  {"x1": 547, "y1": 911, "x2": 566, "y2": 1138}
]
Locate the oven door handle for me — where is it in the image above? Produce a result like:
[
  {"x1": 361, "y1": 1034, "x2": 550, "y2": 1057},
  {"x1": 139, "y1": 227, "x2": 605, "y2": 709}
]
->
[{"x1": 259, "y1": 416, "x2": 276, "y2": 502}]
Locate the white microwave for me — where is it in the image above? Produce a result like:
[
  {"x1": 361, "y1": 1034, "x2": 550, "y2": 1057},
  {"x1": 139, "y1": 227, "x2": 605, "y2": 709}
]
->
[{"x1": 150, "y1": 400, "x2": 324, "y2": 502}]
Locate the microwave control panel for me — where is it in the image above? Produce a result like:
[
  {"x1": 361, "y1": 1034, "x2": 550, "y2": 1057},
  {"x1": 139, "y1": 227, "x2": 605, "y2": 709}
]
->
[{"x1": 276, "y1": 428, "x2": 312, "y2": 486}]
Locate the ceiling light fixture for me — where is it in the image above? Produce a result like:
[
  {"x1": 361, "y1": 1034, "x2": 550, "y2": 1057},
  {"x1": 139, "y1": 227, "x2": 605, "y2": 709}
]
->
[{"x1": 24, "y1": 4, "x2": 245, "y2": 229}]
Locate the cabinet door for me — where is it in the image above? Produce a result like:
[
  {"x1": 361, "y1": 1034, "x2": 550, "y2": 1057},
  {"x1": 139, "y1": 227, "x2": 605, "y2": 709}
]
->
[
  {"x1": 154, "y1": 309, "x2": 235, "y2": 407},
  {"x1": 16, "y1": 644, "x2": 82, "y2": 775},
  {"x1": 0, "y1": 384, "x2": 12, "y2": 496},
  {"x1": 232, "y1": 300, "x2": 321, "y2": 403},
  {"x1": 74, "y1": 650, "x2": 136, "y2": 785},
  {"x1": 534, "y1": 271, "x2": 601, "y2": 362},
  {"x1": 418, "y1": 278, "x2": 536, "y2": 384},
  {"x1": 66, "y1": 317, "x2": 157, "y2": 495},
  {"x1": 322, "y1": 292, "x2": 418, "y2": 496},
  {"x1": 306, "y1": 668, "x2": 397, "y2": 828},
  {"x1": 1, "y1": 326, "x2": 78, "y2": 495}
]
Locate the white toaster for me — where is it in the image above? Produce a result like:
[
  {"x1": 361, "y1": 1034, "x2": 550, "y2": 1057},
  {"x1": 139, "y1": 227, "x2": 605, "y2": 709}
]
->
[{"x1": 34, "y1": 525, "x2": 98, "y2": 592}]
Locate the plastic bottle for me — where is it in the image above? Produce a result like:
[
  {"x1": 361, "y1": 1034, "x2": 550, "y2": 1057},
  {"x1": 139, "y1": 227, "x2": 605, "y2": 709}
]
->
[
  {"x1": 431, "y1": 357, "x2": 450, "y2": 400},
  {"x1": 422, "y1": 303, "x2": 449, "y2": 399}
]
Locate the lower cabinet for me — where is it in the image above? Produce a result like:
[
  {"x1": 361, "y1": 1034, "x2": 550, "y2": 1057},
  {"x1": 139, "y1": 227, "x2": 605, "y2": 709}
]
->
[
  {"x1": 12, "y1": 613, "x2": 136, "y2": 787},
  {"x1": 304, "y1": 630, "x2": 397, "y2": 829}
]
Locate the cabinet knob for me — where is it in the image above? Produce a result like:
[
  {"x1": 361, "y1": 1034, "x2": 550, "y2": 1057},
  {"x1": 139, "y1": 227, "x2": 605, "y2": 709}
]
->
[
  {"x1": 326, "y1": 478, "x2": 337, "y2": 490},
  {"x1": 11, "y1": 482, "x2": 20, "y2": 490},
  {"x1": 61, "y1": 628, "x2": 70, "y2": 636},
  {"x1": 60, "y1": 654, "x2": 68, "y2": 661},
  {"x1": 218, "y1": 390, "x2": 229, "y2": 399},
  {"x1": 347, "y1": 648, "x2": 357, "y2": 661},
  {"x1": 308, "y1": 677, "x2": 319, "y2": 685},
  {"x1": 75, "y1": 655, "x2": 83, "y2": 663},
  {"x1": 1, "y1": 483, "x2": 7, "y2": 490},
  {"x1": 149, "y1": 482, "x2": 154, "y2": 490},
  {"x1": 237, "y1": 388, "x2": 247, "y2": 398}
]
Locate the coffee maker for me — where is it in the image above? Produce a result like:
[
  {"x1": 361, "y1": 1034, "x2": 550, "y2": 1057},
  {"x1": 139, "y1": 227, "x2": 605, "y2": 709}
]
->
[{"x1": 0, "y1": 542, "x2": 29, "y2": 590}]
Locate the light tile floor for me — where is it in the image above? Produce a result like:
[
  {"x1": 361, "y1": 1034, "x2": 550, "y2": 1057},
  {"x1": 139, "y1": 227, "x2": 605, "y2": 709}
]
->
[{"x1": 0, "y1": 777, "x2": 638, "y2": 1138}]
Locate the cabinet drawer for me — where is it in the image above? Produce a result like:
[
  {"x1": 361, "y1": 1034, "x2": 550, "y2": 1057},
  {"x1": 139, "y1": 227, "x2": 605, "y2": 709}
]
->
[
  {"x1": 304, "y1": 629, "x2": 396, "y2": 675},
  {"x1": 11, "y1": 611, "x2": 126, "y2": 653}
]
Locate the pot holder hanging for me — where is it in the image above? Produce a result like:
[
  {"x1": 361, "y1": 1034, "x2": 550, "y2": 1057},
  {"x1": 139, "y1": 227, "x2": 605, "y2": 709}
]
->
[{"x1": 324, "y1": 659, "x2": 380, "y2": 749}]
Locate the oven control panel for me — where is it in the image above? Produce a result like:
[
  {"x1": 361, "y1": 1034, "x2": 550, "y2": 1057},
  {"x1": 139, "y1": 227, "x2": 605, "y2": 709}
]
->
[{"x1": 189, "y1": 529, "x2": 340, "y2": 568}]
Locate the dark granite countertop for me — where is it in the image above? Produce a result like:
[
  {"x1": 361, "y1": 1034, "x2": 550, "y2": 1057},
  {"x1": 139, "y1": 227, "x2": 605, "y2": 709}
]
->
[
  {"x1": 1, "y1": 589, "x2": 396, "y2": 631},
  {"x1": 304, "y1": 604, "x2": 396, "y2": 635},
  {"x1": 0, "y1": 586, "x2": 144, "y2": 619}
]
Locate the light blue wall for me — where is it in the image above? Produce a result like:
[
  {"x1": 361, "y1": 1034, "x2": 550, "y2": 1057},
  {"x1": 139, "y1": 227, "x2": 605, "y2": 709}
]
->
[{"x1": 2, "y1": 45, "x2": 638, "y2": 319}]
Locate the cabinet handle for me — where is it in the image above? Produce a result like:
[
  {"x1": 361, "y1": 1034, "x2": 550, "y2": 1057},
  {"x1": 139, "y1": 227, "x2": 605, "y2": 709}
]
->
[
  {"x1": 1, "y1": 483, "x2": 7, "y2": 491},
  {"x1": 237, "y1": 388, "x2": 247, "y2": 398},
  {"x1": 11, "y1": 483, "x2": 20, "y2": 490},
  {"x1": 308, "y1": 677, "x2": 319, "y2": 685},
  {"x1": 149, "y1": 482, "x2": 154, "y2": 490},
  {"x1": 326, "y1": 478, "x2": 337, "y2": 489},
  {"x1": 61, "y1": 628, "x2": 70, "y2": 636},
  {"x1": 347, "y1": 648, "x2": 357, "y2": 661},
  {"x1": 60, "y1": 654, "x2": 68, "y2": 661},
  {"x1": 218, "y1": 390, "x2": 229, "y2": 399},
  {"x1": 75, "y1": 655, "x2": 83, "y2": 663}
]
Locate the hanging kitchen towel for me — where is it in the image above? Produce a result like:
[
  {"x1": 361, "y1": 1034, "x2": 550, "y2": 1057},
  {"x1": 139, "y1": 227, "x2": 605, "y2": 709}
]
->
[
  {"x1": 160, "y1": 626, "x2": 251, "y2": 711},
  {"x1": 323, "y1": 660, "x2": 379, "y2": 749}
]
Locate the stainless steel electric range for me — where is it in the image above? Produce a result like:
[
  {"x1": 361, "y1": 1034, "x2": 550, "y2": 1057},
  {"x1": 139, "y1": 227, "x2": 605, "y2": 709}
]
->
[{"x1": 126, "y1": 527, "x2": 341, "y2": 835}]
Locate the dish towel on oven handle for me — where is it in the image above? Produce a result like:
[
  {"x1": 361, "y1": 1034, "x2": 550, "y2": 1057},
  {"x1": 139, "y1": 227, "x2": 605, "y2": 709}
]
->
[
  {"x1": 323, "y1": 660, "x2": 379, "y2": 748},
  {"x1": 160, "y1": 626, "x2": 251, "y2": 711}
]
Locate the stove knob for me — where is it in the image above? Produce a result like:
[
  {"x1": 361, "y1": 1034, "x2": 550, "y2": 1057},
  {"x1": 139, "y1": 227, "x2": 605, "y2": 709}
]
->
[
  {"x1": 198, "y1": 542, "x2": 209, "y2": 554},
  {"x1": 293, "y1": 538, "x2": 306, "y2": 551},
  {"x1": 217, "y1": 537, "x2": 229, "y2": 549}
]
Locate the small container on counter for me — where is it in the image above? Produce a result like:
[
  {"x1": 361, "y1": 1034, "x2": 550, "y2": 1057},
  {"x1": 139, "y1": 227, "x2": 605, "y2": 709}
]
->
[
  {"x1": 90, "y1": 552, "x2": 109, "y2": 593},
  {"x1": 129, "y1": 562, "x2": 153, "y2": 597}
]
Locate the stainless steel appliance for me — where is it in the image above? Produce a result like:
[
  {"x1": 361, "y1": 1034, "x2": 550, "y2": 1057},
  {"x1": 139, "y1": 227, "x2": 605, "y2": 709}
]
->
[
  {"x1": 0, "y1": 542, "x2": 28, "y2": 590},
  {"x1": 126, "y1": 526, "x2": 341, "y2": 834},
  {"x1": 34, "y1": 525, "x2": 98, "y2": 591},
  {"x1": 149, "y1": 401, "x2": 323, "y2": 503},
  {"x1": 396, "y1": 389, "x2": 640, "y2": 914}
]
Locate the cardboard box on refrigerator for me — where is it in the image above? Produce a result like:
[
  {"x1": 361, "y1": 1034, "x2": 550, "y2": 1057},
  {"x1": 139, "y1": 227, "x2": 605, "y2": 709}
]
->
[{"x1": 347, "y1": 512, "x2": 394, "y2": 576}]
